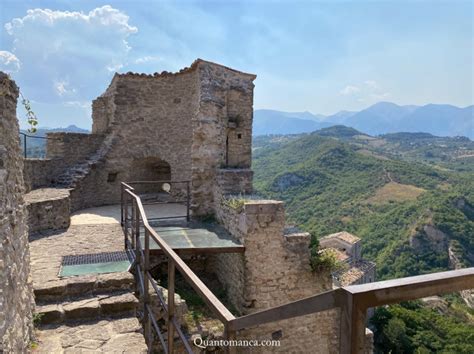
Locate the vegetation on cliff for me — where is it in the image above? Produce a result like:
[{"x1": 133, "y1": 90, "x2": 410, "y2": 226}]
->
[{"x1": 252, "y1": 127, "x2": 474, "y2": 352}]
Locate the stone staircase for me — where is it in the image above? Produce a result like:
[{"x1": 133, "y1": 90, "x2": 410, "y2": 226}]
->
[
  {"x1": 33, "y1": 272, "x2": 148, "y2": 353},
  {"x1": 52, "y1": 134, "x2": 117, "y2": 189}
]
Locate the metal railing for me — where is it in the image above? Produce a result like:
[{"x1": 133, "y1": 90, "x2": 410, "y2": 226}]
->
[
  {"x1": 121, "y1": 181, "x2": 474, "y2": 354},
  {"x1": 121, "y1": 181, "x2": 190, "y2": 223},
  {"x1": 19, "y1": 131, "x2": 60, "y2": 158},
  {"x1": 121, "y1": 182, "x2": 236, "y2": 353}
]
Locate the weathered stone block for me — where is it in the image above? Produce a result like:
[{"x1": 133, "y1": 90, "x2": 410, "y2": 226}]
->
[
  {"x1": 63, "y1": 298, "x2": 100, "y2": 319},
  {"x1": 99, "y1": 293, "x2": 138, "y2": 316},
  {"x1": 36, "y1": 304, "x2": 64, "y2": 324}
]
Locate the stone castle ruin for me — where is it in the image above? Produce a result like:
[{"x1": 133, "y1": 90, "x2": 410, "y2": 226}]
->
[
  {"x1": 25, "y1": 59, "x2": 254, "y2": 215},
  {"x1": 4, "y1": 57, "x2": 471, "y2": 354},
  {"x1": 23, "y1": 59, "x2": 344, "y2": 352}
]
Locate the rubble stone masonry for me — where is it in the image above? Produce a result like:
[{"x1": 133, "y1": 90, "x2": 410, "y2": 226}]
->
[
  {"x1": 0, "y1": 72, "x2": 34, "y2": 352},
  {"x1": 211, "y1": 197, "x2": 340, "y2": 353},
  {"x1": 21, "y1": 60, "x2": 256, "y2": 214}
]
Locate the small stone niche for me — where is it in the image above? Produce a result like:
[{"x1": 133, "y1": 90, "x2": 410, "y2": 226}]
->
[{"x1": 107, "y1": 172, "x2": 118, "y2": 182}]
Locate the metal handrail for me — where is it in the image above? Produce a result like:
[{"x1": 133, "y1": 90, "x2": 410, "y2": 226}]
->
[
  {"x1": 19, "y1": 131, "x2": 60, "y2": 158},
  {"x1": 121, "y1": 182, "x2": 236, "y2": 353},
  {"x1": 121, "y1": 180, "x2": 190, "y2": 222},
  {"x1": 121, "y1": 181, "x2": 474, "y2": 354}
]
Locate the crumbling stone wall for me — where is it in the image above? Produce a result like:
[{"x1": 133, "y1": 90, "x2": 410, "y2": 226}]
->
[
  {"x1": 45, "y1": 132, "x2": 104, "y2": 164},
  {"x1": 77, "y1": 66, "x2": 200, "y2": 209},
  {"x1": 21, "y1": 60, "x2": 256, "y2": 214},
  {"x1": 191, "y1": 62, "x2": 255, "y2": 215},
  {"x1": 209, "y1": 197, "x2": 341, "y2": 352},
  {"x1": 23, "y1": 158, "x2": 57, "y2": 192},
  {"x1": 22, "y1": 133, "x2": 104, "y2": 192},
  {"x1": 0, "y1": 72, "x2": 34, "y2": 352},
  {"x1": 62, "y1": 60, "x2": 255, "y2": 212}
]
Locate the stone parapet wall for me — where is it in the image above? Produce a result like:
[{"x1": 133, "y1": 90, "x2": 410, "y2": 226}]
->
[
  {"x1": 0, "y1": 72, "x2": 34, "y2": 352},
  {"x1": 208, "y1": 197, "x2": 341, "y2": 352},
  {"x1": 46, "y1": 132, "x2": 104, "y2": 167},
  {"x1": 24, "y1": 188, "x2": 71, "y2": 233},
  {"x1": 23, "y1": 158, "x2": 57, "y2": 192},
  {"x1": 239, "y1": 309, "x2": 341, "y2": 354}
]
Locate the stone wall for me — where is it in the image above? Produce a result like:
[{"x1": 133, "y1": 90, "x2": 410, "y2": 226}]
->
[
  {"x1": 24, "y1": 188, "x2": 70, "y2": 233},
  {"x1": 215, "y1": 168, "x2": 253, "y2": 196},
  {"x1": 17, "y1": 60, "x2": 256, "y2": 214},
  {"x1": 0, "y1": 72, "x2": 34, "y2": 352},
  {"x1": 76, "y1": 67, "x2": 199, "y2": 209},
  {"x1": 208, "y1": 197, "x2": 341, "y2": 352},
  {"x1": 23, "y1": 158, "x2": 57, "y2": 192},
  {"x1": 191, "y1": 61, "x2": 255, "y2": 216},
  {"x1": 60, "y1": 59, "x2": 257, "y2": 212},
  {"x1": 46, "y1": 132, "x2": 104, "y2": 169}
]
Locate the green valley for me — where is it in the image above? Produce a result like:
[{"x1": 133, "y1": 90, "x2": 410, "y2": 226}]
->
[{"x1": 252, "y1": 127, "x2": 474, "y2": 353}]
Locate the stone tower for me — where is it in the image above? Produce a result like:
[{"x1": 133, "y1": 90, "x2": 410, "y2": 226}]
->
[{"x1": 62, "y1": 59, "x2": 257, "y2": 215}]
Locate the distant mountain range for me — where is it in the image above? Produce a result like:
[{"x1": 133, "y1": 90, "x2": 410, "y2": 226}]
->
[
  {"x1": 254, "y1": 102, "x2": 474, "y2": 138},
  {"x1": 20, "y1": 125, "x2": 89, "y2": 158},
  {"x1": 252, "y1": 110, "x2": 332, "y2": 135}
]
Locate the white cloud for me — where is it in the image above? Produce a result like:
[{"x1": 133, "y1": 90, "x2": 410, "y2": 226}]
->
[
  {"x1": 370, "y1": 92, "x2": 391, "y2": 100},
  {"x1": 106, "y1": 62, "x2": 124, "y2": 72},
  {"x1": 64, "y1": 100, "x2": 90, "y2": 108},
  {"x1": 134, "y1": 55, "x2": 162, "y2": 64},
  {"x1": 53, "y1": 79, "x2": 76, "y2": 96},
  {"x1": 364, "y1": 80, "x2": 378, "y2": 90},
  {"x1": 0, "y1": 51, "x2": 21, "y2": 73},
  {"x1": 340, "y1": 80, "x2": 390, "y2": 103},
  {"x1": 4, "y1": 6, "x2": 137, "y2": 101},
  {"x1": 340, "y1": 85, "x2": 360, "y2": 95}
]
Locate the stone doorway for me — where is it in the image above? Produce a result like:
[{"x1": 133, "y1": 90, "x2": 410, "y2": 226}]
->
[{"x1": 129, "y1": 157, "x2": 171, "y2": 195}]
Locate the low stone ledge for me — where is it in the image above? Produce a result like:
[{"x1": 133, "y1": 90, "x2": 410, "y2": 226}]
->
[
  {"x1": 24, "y1": 188, "x2": 71, "y2": 233},
  {"x1": 243, "y1": 200, "x2": 284, "y2": 215},
  {"x1": 284, "y1": 232, "x2": 312, "y2": 253}
]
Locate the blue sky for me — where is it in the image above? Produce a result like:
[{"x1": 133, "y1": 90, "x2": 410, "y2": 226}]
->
[{"x1": 0, "y1": 0, "x2": 472, "y2": 129}]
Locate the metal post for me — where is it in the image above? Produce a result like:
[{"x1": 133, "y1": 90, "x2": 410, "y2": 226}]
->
[
  {"x1": 146, "y1": 316, "x2": 152, "y2": 354},
  {"x1": 120, "y1": 185, "x2": 124, "y2": 226},
  {"x1": 167, "y1": 260, "x2": 175, "y2": 353},
  {"x1": 186, "y1": 182, "x2": 190, "y2": 222},
  {"x1": 133, "y1": 199, "x2": 139, "y2": 250},
  {"x1": 143, "y1": 228, "x2": 151, "y2": 347},
  {"x1": 124, "y1": 194, "x2": 129, "y2": 249},
  {"x1": 23, "y1": 134, "x2": 27, "y2": 158},
  {"x1": 135, "y1": 203, "x2": 142, "y2": 296}
]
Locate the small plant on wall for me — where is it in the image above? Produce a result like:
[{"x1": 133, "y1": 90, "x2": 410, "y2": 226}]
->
[
  {"x1": 0, "y1": 74, "x2": 39, "y2": 133},
  {"x1": 310, "y1": 244, "x2": 344, "y2": 273},
  {"x1": 20, "y1": 92, "x2": 38, "y2": 133},
  {"x1": 222, "y1": 194, "x2": 248, "y2": 213}
]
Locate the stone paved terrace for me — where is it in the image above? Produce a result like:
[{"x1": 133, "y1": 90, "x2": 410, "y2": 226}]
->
[
  {"x1": 30, "y1": 203, "x2": 183, "y2": 289},
  {"x1": 29, "y1": 204, "x2": 149, "y2": 353}
]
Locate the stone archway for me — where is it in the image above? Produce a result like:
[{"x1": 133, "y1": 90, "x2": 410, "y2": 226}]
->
[
  {"x1": 129, "y1": 157, "x2": 171, "y2": 182},
  {"x1": 129, "y1": 157, "x2": 171, "y2": 196}
]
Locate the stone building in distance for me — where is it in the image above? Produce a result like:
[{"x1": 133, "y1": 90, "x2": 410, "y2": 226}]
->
[{"x1": 319, "y1": 231, "x2": 376, "y2": 287}]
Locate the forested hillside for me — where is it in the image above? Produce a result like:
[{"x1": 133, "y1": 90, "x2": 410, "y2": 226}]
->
[{"x1": 252, "y1": 128, "x2": 474, "y2": 353}]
